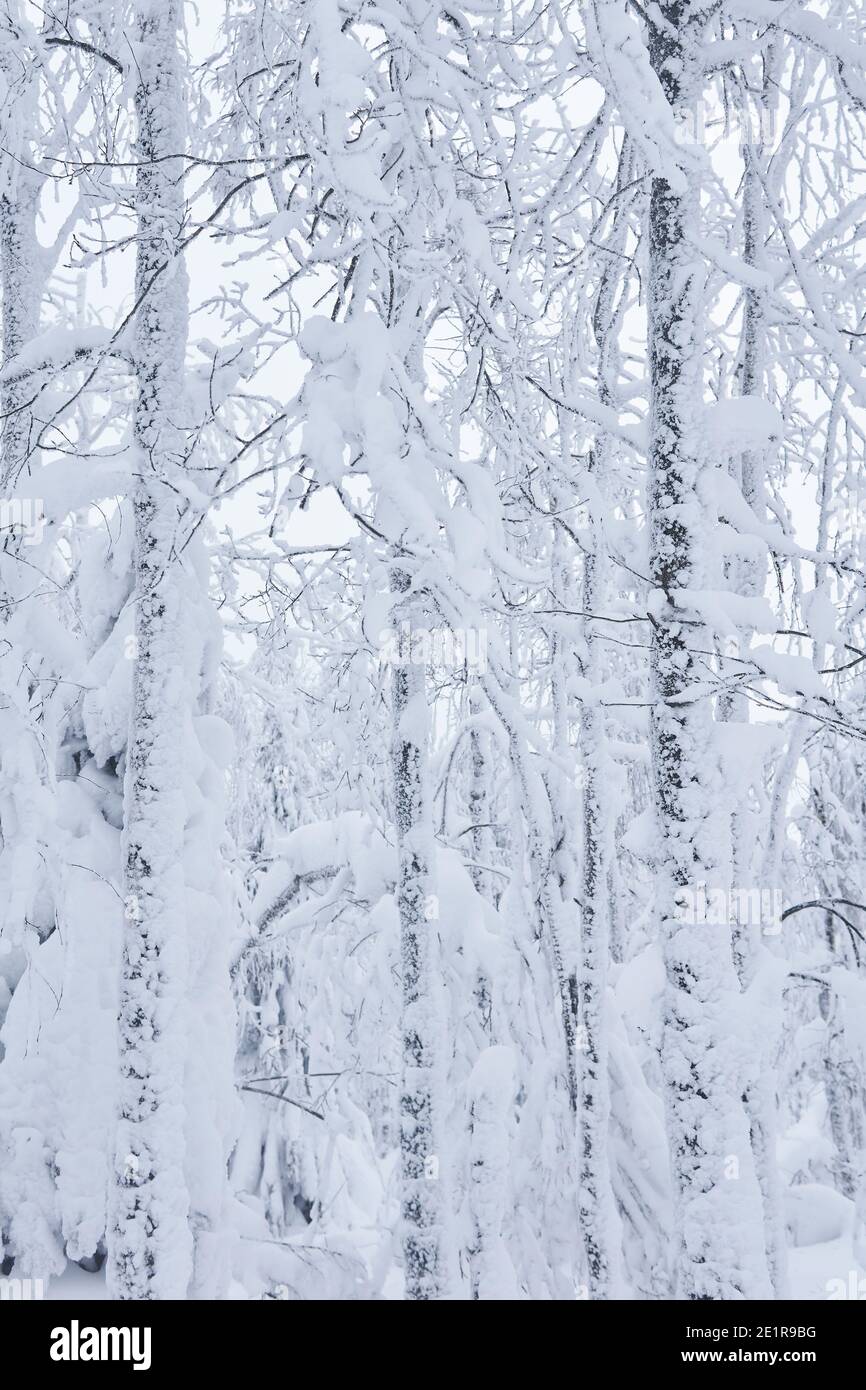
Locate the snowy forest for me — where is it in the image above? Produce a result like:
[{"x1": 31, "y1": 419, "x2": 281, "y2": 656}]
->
[{"x1": 0, "y1": 0, "x2": 864, "y2": 1304}]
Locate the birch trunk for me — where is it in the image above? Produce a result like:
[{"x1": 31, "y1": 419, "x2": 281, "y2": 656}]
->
[
  {"x1": 576, "y1": 169, "x2": 630, "y2": 1298},
  {"x1": 647, "y1": 4, "x2": 771, "y2": 1299},
  {"x1": 467, "y1": 1047, "x2": 517, "y2": 1300},
  {"x1": 0, "y1": 159, "x2": 40, "y2": 486},
  {"x1": 726, "y1": 124, "x2": 789, "y2": 1300},
  {"x1": 0, "y1": 5, "x2": 42, "y2": 488},
  {"x1": 391, "y1": 568, "x2": 444, "y2": 1300},
  {"x1": 0, "y1": 11, "x2": 45, "y2": 1272},
  {"x1": 468, "y1": 692, "x2": 492, "y2": 903},
  {"x1": 578, "y1": 530, "x2": 615, "y2": 1296},
  {"x1": 108, "y1": 0, "x2": 193, "y2": 1300}
]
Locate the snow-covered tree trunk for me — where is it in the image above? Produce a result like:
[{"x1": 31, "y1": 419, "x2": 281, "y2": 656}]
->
[
  {"x1": 807, "y1": 399, "x2": 864, "y2": 1219},
  {"x1": 467, "y1": 693, "x2": 491, "y2": 903},
  {"x1": 391, "y1": 568, "x2": 444, "y2": 1300},
  {"x1": 0, "y1": 17, "x2": 47, "y2": 1277},
  {"x1": 467, "y1": 1046, "x2": 517, "y2": 1300},
  {"x1": 0, "y1": 6, "x2": 44, "y2": 899},
  {"x1": 0, "y1": 25, "x2": 41, "y2": 492},
  {"x1": 108, "y1": 0, "x2": 194, "y2": 1300},
  {"x1": 575, "y1": 175, "x2": 630, "y2": 1299},
  {"x1": 467, "y1": 692, "x2": 496, "y2": 1038},
  {"x1": 819, "y1": 913, "x2": 862, "y2": 1202},
  {"x1": 578, "y1": 523, "x2": 616, "y2": 1297},
  {"x1": 646, "y1": 3, "x2": 771, "y2": 1300},
  {"x1": 726, "y1": 113, "x2": 788, "y2": 1301},
  {"x1": 484, "y1": 673, "x2": 579, "y2": 1115}
]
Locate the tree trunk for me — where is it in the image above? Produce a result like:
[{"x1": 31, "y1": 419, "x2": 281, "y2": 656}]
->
[
  {"x1": 576, "y1": 162, "x2": 630, "y2": 1299},
  {"x1": 647, "y1": 4, "x2": 772, "y2": 1299},
  {"x1": 108, "y1": 0, "x2": 194, "y2": 1300},
  {"x1": 0, "y1": 59, "x2": 41, "y2": 489},
  {"x1": 726, "y1": 117, "x2": 789, "y2": 1300},
  {"x1": 391, "y1": 568, "x2": 444, "y2": 1300}
]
